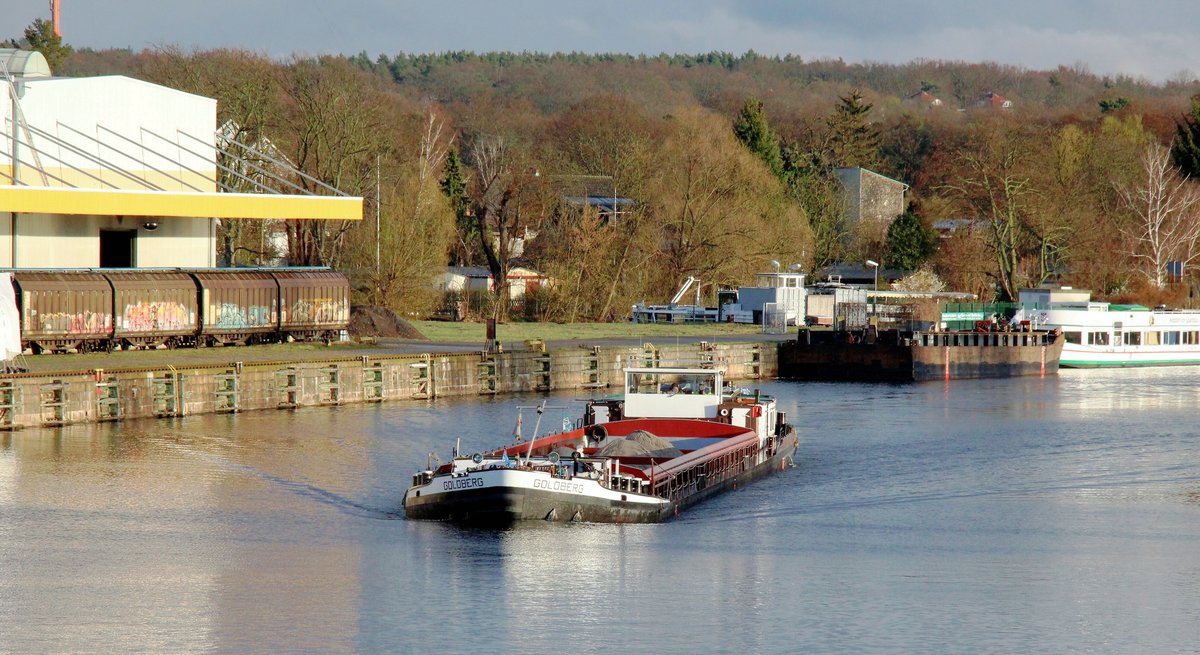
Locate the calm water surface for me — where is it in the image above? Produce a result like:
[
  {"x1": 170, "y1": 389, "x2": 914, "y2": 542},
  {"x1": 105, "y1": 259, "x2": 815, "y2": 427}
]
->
[{"x1": 2, "y1": 369, "x2": 1199, "y2": 654}]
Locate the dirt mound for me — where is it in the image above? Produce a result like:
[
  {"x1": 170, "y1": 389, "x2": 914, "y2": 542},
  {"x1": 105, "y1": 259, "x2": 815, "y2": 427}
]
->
[
  {"x1": 348, "y1": 305, "x2": 427, "y2": 339},
  {"x1": 597, "y1": 429, "x2": 683, "y2": 458}
]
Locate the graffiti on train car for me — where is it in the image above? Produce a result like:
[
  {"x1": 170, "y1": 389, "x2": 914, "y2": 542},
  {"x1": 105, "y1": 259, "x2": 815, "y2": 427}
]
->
[
  {"x1": 288, "y1": 298, "x2": 347, "y2": 324},
  {"x1": 121, "y1": 302, "x2": 193, "y2": 332},
  {"x1": 30, "y1": 310, "x2": 112, "y2": 334},
  {"x1": 214, "y1": 303, "x2": 274, "y2": 329}
]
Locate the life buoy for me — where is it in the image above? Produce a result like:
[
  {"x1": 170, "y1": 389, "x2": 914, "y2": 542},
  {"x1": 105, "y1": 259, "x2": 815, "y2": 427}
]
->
[{"x1": 719, "y1": 407, "x2": 731, "y2": 417}]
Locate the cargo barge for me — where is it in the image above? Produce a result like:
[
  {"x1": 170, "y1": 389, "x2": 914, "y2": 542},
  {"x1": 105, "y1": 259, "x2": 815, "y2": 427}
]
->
[
  {"x1": 402, "y1": 367, "x2": 799, "y2": 524},
  {"x1": 779, "y1": 326, "x2": 1063, "y2": 381}
]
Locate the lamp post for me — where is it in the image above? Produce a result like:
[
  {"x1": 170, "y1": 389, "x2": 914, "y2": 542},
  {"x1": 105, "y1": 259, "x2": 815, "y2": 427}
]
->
[{"x1": 865, "y1": 259, "x2": 879, "y2": 319}]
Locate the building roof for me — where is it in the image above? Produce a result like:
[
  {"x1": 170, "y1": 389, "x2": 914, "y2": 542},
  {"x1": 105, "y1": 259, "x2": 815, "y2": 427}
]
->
[
  {"x1": 972, "y1": 91, "x2": 1013, "y2": 109},
  {"x1": 907, "y1": 90, "x2": 943, "y2": 106},
  {"x1": 932, "y1": 218, "x2": 987, "y2": 232},
  {"x1": 563, "y1": 195, "x2": 637, "y2": 211},
  {"x1": 0, "y1": 49, "x2": 50, "y2": 78},
  {"x1": 2, "y1": 74, "x2": 361, "y2": 221},
  {"x1": 835, "y1": 166, "x2": 910, "y2": 191},
  {"x1": 817, "y1": 263, "x2": 905, "y2": 283},
  {"x1": 446, "y1": 266, "x2": 492, "y2": 277}
]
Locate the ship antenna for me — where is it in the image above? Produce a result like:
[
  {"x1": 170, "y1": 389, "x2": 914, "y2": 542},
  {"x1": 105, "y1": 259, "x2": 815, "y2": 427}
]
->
[{"x1": 525, "y1": 401, "x2": 546, "y2": 464}]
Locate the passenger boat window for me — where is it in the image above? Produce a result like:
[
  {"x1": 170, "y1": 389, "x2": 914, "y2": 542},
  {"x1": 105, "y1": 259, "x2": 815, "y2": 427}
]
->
[
  {"x1": 1088, "y1": 332, "x2": 1110, "y2": 346},
  {"x1": 1125, "y1": 332, "x2": 1142, "y2": 346},
  {"x1": 1165, "y1": 331, "x2": 1180, "y2": 345},
  {"x1": 1064, "y1": 331, "x2": 1082, "y2": 344}
]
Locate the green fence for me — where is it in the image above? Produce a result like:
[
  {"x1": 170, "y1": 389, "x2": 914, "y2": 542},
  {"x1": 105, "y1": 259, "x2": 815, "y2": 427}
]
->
[{"x1": 941, "y1": 302, "x2": 1019, "y2": 330}]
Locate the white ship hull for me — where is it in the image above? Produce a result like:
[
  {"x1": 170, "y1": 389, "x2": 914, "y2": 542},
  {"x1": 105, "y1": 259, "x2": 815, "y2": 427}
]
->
[{"x1": 1031, "y1": 306, "x2": 1200, "y2": 368}]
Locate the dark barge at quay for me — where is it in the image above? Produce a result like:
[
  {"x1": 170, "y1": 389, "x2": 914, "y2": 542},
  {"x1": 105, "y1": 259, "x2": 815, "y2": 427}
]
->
[{"x1": 779, "y1": 326, "x2": 1064, "y2": 382}]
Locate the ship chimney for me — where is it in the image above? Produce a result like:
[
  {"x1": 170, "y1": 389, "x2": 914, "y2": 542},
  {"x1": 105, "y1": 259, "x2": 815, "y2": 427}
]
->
[{"x1": 51, "y1": 0, "x2": 61, "y2": 37}]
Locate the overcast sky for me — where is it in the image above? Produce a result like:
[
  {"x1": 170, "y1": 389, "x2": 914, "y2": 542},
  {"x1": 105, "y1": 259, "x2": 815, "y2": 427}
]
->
[{"x1": 9, "y1": 1, "x2": 1199, "y2": 82}]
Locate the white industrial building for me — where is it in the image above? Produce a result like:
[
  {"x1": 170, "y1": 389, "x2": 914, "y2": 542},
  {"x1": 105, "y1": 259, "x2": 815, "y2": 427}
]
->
[{"x1": 0, "y1": 49, "x2": 361, "y2": 269}]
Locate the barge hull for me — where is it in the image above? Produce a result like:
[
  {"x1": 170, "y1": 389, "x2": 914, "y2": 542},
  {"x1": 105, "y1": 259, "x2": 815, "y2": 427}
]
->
[
  {"x1": 404, "y1": 430, "x2": 798, "y2": 525},
  {"x1": 404, "y1": 487, "x2": 668, "y2": 524},
  {"x1": 779, "y1": 331, "x2": 1063, "y2": 381}
]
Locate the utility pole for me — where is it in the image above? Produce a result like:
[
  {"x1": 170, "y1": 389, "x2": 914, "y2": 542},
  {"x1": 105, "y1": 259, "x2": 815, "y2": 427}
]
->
[{"x1": 375, "y1": 153, "x2": 381, "y2": 276}]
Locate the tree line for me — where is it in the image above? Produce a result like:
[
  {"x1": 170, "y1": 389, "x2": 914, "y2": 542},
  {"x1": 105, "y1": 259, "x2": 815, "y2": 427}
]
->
[{"x1": 18, "y1": 36, "x2": 1200, "y2": 315}]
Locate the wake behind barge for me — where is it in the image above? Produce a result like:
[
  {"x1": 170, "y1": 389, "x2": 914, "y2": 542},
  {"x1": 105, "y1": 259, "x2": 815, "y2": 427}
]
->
[{"x1": 402, "y1": 367, "x2": 799, "y2": 524}]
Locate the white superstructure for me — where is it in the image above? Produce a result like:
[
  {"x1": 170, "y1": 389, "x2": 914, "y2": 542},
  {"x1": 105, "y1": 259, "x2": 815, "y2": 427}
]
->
[{"x1": 1020, "y1": 288, "x2": 1200, "y2": 367}]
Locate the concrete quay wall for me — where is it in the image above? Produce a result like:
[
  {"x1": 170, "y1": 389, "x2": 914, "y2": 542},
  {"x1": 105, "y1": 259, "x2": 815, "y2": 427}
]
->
[{"x1": 0, "y1": 341, "x2": 776, "y2": 429}]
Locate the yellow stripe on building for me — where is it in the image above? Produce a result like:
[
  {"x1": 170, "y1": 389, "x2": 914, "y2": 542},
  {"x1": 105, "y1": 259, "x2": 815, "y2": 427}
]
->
[{"x1": 0, "y1": 186, "x2": 362, "y2": 220}]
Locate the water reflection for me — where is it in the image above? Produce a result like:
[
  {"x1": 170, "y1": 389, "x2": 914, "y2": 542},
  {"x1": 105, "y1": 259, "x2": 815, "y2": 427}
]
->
[{"x1": 0, "y1": 372, "x2": 1199, "y2": 653}]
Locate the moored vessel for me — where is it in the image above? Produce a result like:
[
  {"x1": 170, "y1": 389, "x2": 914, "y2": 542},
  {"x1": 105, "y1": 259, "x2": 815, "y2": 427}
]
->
[
  {"x1": 779, "y1": 325, "x2": 1062, "y2": 381},
  {"x1": 402, "y1": 367, "x2": 798, "y2": 524},
  {"x1": 1020, "y1": 288, "x2": 1200, "y2": 367}
]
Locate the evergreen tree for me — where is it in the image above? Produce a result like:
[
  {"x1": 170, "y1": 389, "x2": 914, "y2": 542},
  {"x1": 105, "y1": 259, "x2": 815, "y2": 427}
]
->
[
  {"x1": 825, "y1": 89, "x2": 880, "y2": 169},
  {"x1": 21, "y1": 18, "x2": 72, "y2": 72},
  {"x1": 441, "y1": 150, "x2": 478, "y2": 266},
  {"x1": 733, "y1": 98, "x2": 784, "y2": 179},
  {"x1": 883, "y1": 206, "x2": 937, "y2": 270},
  {"x1": 1173, "y1": 94, "x2": 1200, "y2": 178}
]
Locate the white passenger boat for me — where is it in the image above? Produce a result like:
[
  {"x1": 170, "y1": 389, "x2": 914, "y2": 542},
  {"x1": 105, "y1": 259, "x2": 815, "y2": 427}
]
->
[
  {"x1": 1020, "y1": 288, "x2": 1200, "y2": 367},
  {"x1": 402, "y1": 367, "x2": 799, "y2": 524}
]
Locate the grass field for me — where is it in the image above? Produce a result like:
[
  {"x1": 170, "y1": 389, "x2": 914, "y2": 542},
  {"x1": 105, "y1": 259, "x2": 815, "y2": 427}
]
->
[
  {"x1": 10, "y1": 321, "x2": 767, "y2": 374},
  {"x1": 408, "y1": 320, "x2": 763, "y2": 343}
]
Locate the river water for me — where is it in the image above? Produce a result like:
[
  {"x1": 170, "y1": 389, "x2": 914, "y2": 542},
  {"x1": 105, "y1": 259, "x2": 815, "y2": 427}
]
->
[{"x1": 2, "y1": 368, "x2": 1199, "y2": 654}]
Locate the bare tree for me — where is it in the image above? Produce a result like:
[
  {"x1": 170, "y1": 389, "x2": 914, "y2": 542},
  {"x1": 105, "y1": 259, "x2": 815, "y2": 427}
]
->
[
  {"x1": 349, "y1": 110, "x2": 455, "y2": 310},
  {"x1": 467, "y1": 136, "x2": 546, "y2": 320},
  {"x1": 941, "y1": 129, "x2": 1040, "y2": 301},
  {"x1": 282, "y1": 58, "x2": 382, "y2": 267},
  {"x1": 1115, "y1": 142, "x2": 1200, "y2": 288}
]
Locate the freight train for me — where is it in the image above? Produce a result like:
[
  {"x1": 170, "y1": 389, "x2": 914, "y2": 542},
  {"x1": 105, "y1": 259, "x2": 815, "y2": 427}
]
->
[{"x1": 7, "y1": 268, "x2": 349, "y2": 354}]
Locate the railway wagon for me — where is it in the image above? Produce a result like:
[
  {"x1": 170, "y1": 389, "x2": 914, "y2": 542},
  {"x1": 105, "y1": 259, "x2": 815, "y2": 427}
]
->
[
  {"x1": 273, "y1": 269, "x2": 349, "y2": 343},
  {"x1": 13, "y1": 271, "x2": 113, "y2": 354},
  {"x1": 193, "y1": 270, "x2": 279, "y2": 346},
  {"x1": 109, "y1": 271, "x2": 199, "y2": 349},
  {"x1": 8, "y1": 268, "x2": 350, "y2": 354}
]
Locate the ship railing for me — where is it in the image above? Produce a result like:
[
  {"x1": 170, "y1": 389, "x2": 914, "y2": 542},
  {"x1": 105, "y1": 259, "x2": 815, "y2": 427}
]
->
[
  {"x1": 649, "y1": 439, "x2": 766, "y2": 502},
  {"x1": 913, "y1": 330, "x2": 1059, "y2": 348}
]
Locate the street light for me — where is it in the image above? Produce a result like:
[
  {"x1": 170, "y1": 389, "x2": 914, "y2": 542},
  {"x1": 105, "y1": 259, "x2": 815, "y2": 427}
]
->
[{"x1": 865, "y1": 259, "x2": 879, "y2": 318}]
